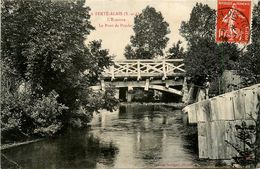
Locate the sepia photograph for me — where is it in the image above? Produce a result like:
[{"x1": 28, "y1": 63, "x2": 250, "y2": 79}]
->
[{"x1": 1, "y1": 0, "x2": 260, "y2": 168}]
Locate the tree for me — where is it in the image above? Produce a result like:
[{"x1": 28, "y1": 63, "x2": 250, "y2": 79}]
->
[
  {"x1": 184, "y1": 38, "x2": 220, "y2": 86},
  {"x1": 1, "y1": 0, "x2": 118, "y2": 139},
  {"x1": 180, "y1": 3, "x2": 216, "y2": 46},
  {"x1": 239, "y1": 1, "x2": 260, "y2": 86},
  {"x1": 166, "y1": 41, "x2": 186, "y2": 59},
  {"x1": 124, "y1": 45, "x2": 136, "y2": 59},
  {"x1": 180, "y1": 3, "x2": 240, "y2": 88},
  {"x1": 180, "y1": 3, "x2": 217, "y2": 85},
  {"x1": 124, "y1": 6, "x2": 170, "y2": 59},
  {"x1": 243, "y1": 2, "x2": 260, "y2": 165}
]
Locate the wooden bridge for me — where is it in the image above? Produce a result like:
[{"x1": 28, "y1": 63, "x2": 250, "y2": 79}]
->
[{"x1": 91, "y1": 59, "x2": 187, "y2": 100}]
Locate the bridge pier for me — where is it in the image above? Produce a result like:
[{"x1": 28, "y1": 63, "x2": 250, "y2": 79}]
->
[
  {"x1": 126, "y1": 91, "x2": 133, "y2": 102},
  {"x1": 181, "y1": 78, "x2": 189, "y2": 103},
  {"x1": 115, "y1": 89, "x2": 120, "y2": 99}
]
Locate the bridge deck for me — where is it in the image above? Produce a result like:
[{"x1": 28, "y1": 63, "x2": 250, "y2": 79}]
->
[
  {"x1": 102, "y1": 59, "x2": 185, "y2": 80},
  {"x1": 92, "y1": 59, "x2": 186, "y2": 96}
]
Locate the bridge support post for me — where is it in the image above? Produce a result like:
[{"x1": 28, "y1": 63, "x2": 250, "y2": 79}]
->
[
  {"x1": 101, "y1": 80, "x2": 105, "y2": 91},
  {"x1": 126, "y1": 91, "x2": 133, "y2": 102},
  {"x1": 144, "y1": 79, "x2": 149, "y2": 91},
  {"x1": 111, "y1": 65, "x2": 115, "y2": 81},
  {"x1": 165, "y1": 81, "x2": 170, "y2": 88},
  {"x1": 187, "y1": 84, "x2": 195, "y2": 103},
  {"x1": 162, "y1": 60, "x2": 166, "y2": 80},
  {"x1": 126, "y1": 86, "x2": 133, "y2": 102},
  {"x1": 137, "y1": 60, "x2": 141, "y2": 80},
  {"x1": 115, "y1": 89, "x2": 120, "y2": 99},
  {"x1": 182, "y1": 78, "x2": 189, "y2": 103}
]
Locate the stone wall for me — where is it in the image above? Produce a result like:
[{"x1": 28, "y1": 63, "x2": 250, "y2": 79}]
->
[{"x1": 183, "y1": 84, "x2": 260, "y2": 159}]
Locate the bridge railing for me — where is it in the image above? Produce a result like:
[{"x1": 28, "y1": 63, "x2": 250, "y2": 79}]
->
[{"x1": 102, "y1": 59, "x2": 185, "y2": 80}]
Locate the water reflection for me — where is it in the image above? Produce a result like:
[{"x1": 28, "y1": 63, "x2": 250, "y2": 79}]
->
[
  {"x1": 2, "y1": 130, "x2": 118, "y2": 169},
  {"x1": 90, "y1": 105, "x2": 199, "y2": 168},
  {"x1": 2, "y1": 105, "x2": 202, "y2": 169}
]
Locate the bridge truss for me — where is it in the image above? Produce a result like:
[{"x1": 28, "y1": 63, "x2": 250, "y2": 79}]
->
[
  {"x1": 91, "y1": 59, "x2": 187, "y2": 98},
  {"x1": 102, "y1": 59, "x2": 185, "y2": 80}
]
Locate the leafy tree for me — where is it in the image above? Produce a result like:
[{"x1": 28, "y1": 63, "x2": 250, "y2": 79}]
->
[
  {"x1": 1, "y1": 91, "x2": 23, "y2": 141},
  {"x1": 28, "y1": 91, "x2": 68, "y2": 136},
  {"x1": 1, "y1": 0, "x2": 118, "y2": 139},
  {"x1": 184, "y1": 38, "x2": 223, "y2": 86},
  {"x1": 180, "y1": 3, "x2": 217, "y2": 85},
  {"x1": 0, "y1": 88, "x2": 68, "y2": 141},
  {"x1": 180, "y1": 3, "x2": 240, "y2": 88},
  {"x1": 180, "y1": 3, "x2": 216, "y2": 46},
  {"x1": 85, "y1": 40, "x2": 114, "y2": 85},
  {"x1": 239, "y1": 1, "x2": 260, "y2": 85},
  {"x1": 166, "y1": 41, "x2": 186, "y2": 59},
  {"x1": 124, "y1": 6, "x2": 170, "y2": 59},
  {"x1": 124, "y1": 45, "x2": 136, "y2": 59}
]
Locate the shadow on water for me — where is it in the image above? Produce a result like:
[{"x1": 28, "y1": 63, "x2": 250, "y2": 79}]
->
[
  {"x1": 181, "y1": 125, "x2": 199, "y2": 155},
  {"x1": 118, "y1": 104, "x2": 159, "y2": 119},
  {"x1": 2, "y1": 129, "x2": 118, "y2": 169},
  {"x1": 2, "y1": 104, "x2": 219, "y2": 169}
]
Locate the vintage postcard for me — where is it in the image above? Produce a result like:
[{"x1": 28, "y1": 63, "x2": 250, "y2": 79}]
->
[{"x1": 1, "y1": 0, "x2": 260, "y2": 168}]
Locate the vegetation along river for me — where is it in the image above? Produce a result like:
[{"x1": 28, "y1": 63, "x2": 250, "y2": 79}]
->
[{"x1": 2, "y1": 104, "x2": 222, "y2": 169}]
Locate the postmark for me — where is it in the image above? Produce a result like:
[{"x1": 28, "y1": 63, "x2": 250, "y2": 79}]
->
[{"x1": 216, "y1": 0, "x2": 252, "y2": 44}]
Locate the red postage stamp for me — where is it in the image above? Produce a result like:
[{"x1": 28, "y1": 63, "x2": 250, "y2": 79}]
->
[{"x1": 216, "y1": 0, "x2": 252, "y2": 44}]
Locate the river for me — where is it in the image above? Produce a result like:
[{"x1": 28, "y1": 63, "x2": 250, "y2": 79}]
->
[{"x1": 2, "y1": 104, "x2": 218, "y2": 169}]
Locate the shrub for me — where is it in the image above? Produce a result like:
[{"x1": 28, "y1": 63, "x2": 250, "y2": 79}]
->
[
  {"x1": 1, "y1": 89, "x2": 68, "y2": 142},
  {"x1": 28, "y1": 91, "x2": 68, "y2": 136}
]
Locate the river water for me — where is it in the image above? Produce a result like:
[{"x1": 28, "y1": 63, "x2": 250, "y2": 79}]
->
[{"x1": 2, "y1": 104, "x2": 217, "y2": 169}]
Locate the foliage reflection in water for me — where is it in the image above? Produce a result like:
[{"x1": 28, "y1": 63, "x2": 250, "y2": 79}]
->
[{"x1": 2, "y1": 104, "x2": 210, "y2": 169}]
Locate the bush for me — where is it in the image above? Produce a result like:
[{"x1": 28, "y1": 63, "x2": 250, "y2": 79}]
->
[
  {"x1": 1, "y1": 89, "x2": 68, "y2": 142},
  {"x1": 69, "y1": 86, "x2": 119, "y2": 128},
  {"x1": 28, "y1": 91, "x2": 68, "y2": 136},
  {"x1": 1, "y1": 92, "x2": 23, "y2": 139}
]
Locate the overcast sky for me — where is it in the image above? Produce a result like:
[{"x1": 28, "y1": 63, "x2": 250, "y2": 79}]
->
[{"x1": 85, "y1": 0, "x2": 259, "y2": 60}]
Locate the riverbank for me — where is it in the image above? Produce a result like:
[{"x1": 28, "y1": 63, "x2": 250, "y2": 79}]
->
[
  {"x1": 1, "y1": 139, "x2": 45, "y2": 169},
  {"x1": 1, "y1": 139, "x2": 44, "y2": 150}
]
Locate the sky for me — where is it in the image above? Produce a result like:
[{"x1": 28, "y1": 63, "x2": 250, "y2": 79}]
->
[{"x1": 85, "y1": 0, "x2": 259, "y2": 60}]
